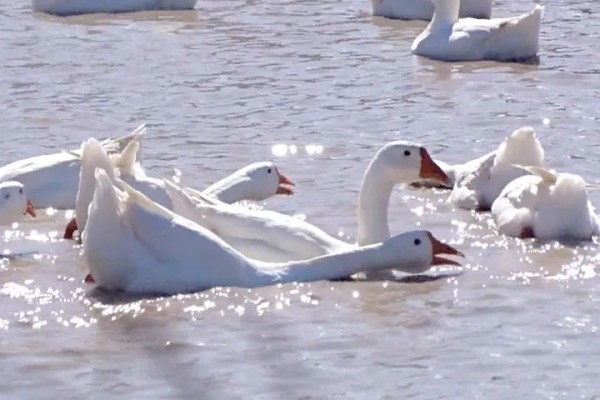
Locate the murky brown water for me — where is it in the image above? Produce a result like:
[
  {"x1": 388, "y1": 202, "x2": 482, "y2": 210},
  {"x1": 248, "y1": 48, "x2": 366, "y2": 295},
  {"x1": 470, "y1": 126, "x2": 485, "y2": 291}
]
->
[{"x1": 1, "y1": 0, "x2": 599, "y2": 398}]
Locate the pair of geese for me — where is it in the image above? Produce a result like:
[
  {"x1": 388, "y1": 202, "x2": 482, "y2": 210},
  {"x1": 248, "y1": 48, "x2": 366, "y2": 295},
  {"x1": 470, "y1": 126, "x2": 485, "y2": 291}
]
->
[
  {"x1": 374, "y1": 0, "x2": 544, "y2": 62},
  {"x1": 32, "y1": 0, "x2": 543, "y2": 63}
]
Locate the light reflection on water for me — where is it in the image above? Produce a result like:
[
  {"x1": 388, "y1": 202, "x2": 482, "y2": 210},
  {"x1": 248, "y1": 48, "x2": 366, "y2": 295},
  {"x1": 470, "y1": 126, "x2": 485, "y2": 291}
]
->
[{"x1": 1, "y1": 0, "x2": 600, "y2": 397}]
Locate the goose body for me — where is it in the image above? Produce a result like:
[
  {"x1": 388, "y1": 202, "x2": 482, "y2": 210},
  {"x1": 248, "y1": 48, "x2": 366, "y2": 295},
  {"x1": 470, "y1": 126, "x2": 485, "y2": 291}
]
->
[
  {"x1": 445, "y1": 127, "x2": 545, "y2": 211},
  {"x1": 31, "y1": 0, "x2": 198, "y2": 16},
  {"x1": 411, "y1": 0, "x2": 543, "y2": 62},
  {"x1": 492, "y1": 167, "x2": 600, "y2": 241},
  {"x1": 0, "y1": 126, "x2": 143, "y2": 210},
  {"x1": 372, "y1": 0, "x2": 491, "y2": 21},
  {"x1": 83, "y1": 169, "x2": 462, "y2": 293}
]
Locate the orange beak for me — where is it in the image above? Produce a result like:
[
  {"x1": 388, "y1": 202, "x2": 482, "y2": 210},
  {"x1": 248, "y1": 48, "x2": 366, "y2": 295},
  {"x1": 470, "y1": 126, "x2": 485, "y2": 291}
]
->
[
  {"x1": 276, "y1": 168, "x2": 295, "y2": 195},
  {"x1": 419, "y1": 148, "x2": 451, "y2": 187},
  {"x1": 429, "y1": 232, "x2": 464, "y2": 266},
  {"x1": 25, "y1": 199, "x2": 36, "y2": 218},
  {"x1": 84, "y1": 274, "x2": 95, "y2": 284},
  {"x1": 64, "y1": 218, "x2": 78, "y2": 240}
]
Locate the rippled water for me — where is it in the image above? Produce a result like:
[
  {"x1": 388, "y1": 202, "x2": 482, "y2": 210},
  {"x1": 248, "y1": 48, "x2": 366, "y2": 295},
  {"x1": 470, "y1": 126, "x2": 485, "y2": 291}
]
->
[{"x1": 1, "y1": 0, "x2": 599, "y2": 398}]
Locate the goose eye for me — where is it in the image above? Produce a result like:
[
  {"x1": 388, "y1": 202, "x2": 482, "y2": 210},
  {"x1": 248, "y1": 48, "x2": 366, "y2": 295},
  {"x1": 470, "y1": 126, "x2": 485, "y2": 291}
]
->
[
  {"x1": 267, "y1": 168, "x2": 272, "y2": 174},
  {"x1": 4, "y1": 194, "x2": 9, "y2": 200},
  {"x1": 19, "y1": 188, "x2": 23, "y2": 194},
  {"x1": 414, "y1": 238, "x2": 421, "y2": 246},
  {"x1": 404, "y1": 150, "x2": 411, "y2": 157}
]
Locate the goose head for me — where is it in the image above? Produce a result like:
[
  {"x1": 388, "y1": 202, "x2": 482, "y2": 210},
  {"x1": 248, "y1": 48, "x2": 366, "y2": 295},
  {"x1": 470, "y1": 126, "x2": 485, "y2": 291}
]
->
[
  {"x1": 371, "y1": 141, "x2": 450, "y2": 186},
  {"x1": 0, "y1": 181, "x2": 36, "y2": 225},
  {"x1": 232, "y1": 161, "x2": 295, "y2": 200},
  {"x1": 382, "y1": 230, "x2": 464, "y2": 274}
]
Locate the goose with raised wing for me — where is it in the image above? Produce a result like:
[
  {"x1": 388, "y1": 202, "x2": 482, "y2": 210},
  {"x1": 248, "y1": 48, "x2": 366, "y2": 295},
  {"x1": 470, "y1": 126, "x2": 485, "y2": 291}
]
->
[
  {"x1": 83, "y1": 169, "x2": 463, "y2": 293},
  {"x1": 65, "y1": 138, "x2": 295, "y2": 238},
  {"x1": 411, "y1": 0, "x2": 543, "y2": 62},
  {"x1": 0, "y1": 125, "x2": 144, "y2": 210},
  {"x1": 372, "y1": 0, "x2": 491, "y2": 21},
  {"x1": 492, "y1": 166, "x2": 600, "y2": 241},
  {"x1": 440, "y1": 127, "x2": 544, "y2": 211}
]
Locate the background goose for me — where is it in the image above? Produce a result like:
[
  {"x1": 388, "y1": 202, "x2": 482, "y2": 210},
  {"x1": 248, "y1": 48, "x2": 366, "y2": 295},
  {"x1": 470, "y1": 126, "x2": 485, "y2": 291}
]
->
[
  {"x1": 372, "y1": 0, "x2": 491, "y2": 21},
  {"x1": 0, "y1": 125, "x2": 143, "y2": 210},
  {"x1": 83, "y1": 169, "x2": 463, "y2": 293},
  {"x1": 446, "y1": 127, "x2": 545, "y2": 211},
  {"x1": 31, "y1": 0, "x2": 198, "y2": 16},
  {"x1": 411, "y1": 0, "x2": 544, "y2": 62},
  {"x1": 0, "y1": 182, "x2": 36, "y2": 225},
  {"x1": 492, "y1": 166, "x2": 600, "y2": 241}
]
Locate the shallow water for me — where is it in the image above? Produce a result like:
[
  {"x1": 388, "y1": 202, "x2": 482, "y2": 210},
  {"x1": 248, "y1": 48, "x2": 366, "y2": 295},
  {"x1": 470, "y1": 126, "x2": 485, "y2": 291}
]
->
[{"x1": 1, "y1": 0, "x2": 599, "y2": 398}]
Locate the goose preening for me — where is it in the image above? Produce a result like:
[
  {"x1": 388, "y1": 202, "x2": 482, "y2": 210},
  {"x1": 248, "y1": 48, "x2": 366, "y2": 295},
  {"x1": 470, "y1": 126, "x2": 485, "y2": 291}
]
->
[
  {"x1": 411, "y1": 0, "x2": 544, "y2": 62},
  {"x1": 64, "y1": 138, "x2": 295, "y2": 239},
  {"x1": 372, "y1": 0, "x2": 491, "y2": 21},
  {"x1": 0, "y1": 125, "x2": 143, "y2": 210},
  {"x1": 83, "y1": 168, "x2": 463, "y2": 294},
  {"x1": 492, "y1": 166, "x2": 600, "y2": 241},
  {"x1": 437, "y1": 127, "x2": 545, "y2": 211},
  {"x1": 0, "y1": 182, "x2": 36, "y2": 225},
  {"x1": 31, "y1": 0, "x2": 198, "y2": 16}
]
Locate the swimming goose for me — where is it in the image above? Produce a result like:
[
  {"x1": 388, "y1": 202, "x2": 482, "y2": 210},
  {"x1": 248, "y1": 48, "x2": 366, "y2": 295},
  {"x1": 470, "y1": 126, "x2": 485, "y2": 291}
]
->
[
  {"x1": 0, "y1": 182, "x2": 36, "y2": 225},
  {"x1": 411, "y1": 0, "x2": 543, "y2": 62},
  {"x1": 202, "y1": 162, "x2": 294, "y2": 204},
  {"x1": 172, "y1": 141, "x2": 451, "y2": 267},
  {"x1": 372, "y1": 0, "x2": 491, "y2": 21},
  {"x1": 0, "y1": 125, "x2": 144, "y2": 210},
  {"x1": 83, "y1": 169, "x2": 463, "y2": 293},
  {"x1": 443, "y1": 127, "x2": 545, "y2": 211},
  {"x1": 492, "y1": 166, "x2": 600, "y2": 241},
  {"x1": 32, "y1": 0, "x2": 198, "y2": 16}
]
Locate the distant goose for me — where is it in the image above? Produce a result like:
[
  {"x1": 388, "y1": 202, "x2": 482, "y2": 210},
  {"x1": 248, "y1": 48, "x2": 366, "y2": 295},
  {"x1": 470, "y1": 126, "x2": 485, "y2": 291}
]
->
[
  {"x1": 372, "y1": 0, "x2": 491, "y2": 21},
  {"x1": 32, "y1": 0, "x2": 198, "y2": 16},
  {"x1": 411, "y1": 0, "x2": 543, "y2": 62}
]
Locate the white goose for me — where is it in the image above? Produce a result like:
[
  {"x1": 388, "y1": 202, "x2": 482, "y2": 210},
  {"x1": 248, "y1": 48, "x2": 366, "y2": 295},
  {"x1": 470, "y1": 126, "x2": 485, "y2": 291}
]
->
[
  {"x1": 492, "y1": 166, "x2": 600, "y2": 241},
  {"x1": 174, "y1": 141, "x2": 451, "y2": 267},
  {"x1": 32, "y1": 0, "x2": 198, "y2": 16},
  {"x1": 0, "y1": 182, "x2": 36, "y2": 225},
  {"x1": 411, "y1": 0, "x2": 544, "y2": 62},
  {"x1": 83, "y1": 168, "x2": 463, "y2": 293},
  {"x1": 0, "y1": 125, "x2": 143, "y2": 210},
  {"x1": 372, "y1": 0, "x2": 491, "y2": 21},
  {"x1": 202, "y1": 162, "x2": 294, "y2": 203},
  {"x1": 443, "y1": 127, "x2": 545, "y2": 211},
  {"x1": 66, "y1": 138, "x2": 295, "y2": 238}
]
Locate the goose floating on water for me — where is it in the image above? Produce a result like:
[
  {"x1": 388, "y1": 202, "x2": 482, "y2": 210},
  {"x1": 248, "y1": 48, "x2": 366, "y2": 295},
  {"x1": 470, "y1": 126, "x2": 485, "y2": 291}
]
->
[
  {"x1": 372, "y1": 0, "x2": 491, "y2": 21},
  {"x1": 411, "y1": 0, "x2": 543, "y2": 62},
  {"x1": 32, "y1": 0, "x2": 198, "y2": 16},
  {"x1": 83, "y1": 168, "x2": 463, "y2": 293},
  {"x1": 492, "y1": 166, "x2": 600, "y2": 241}
]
